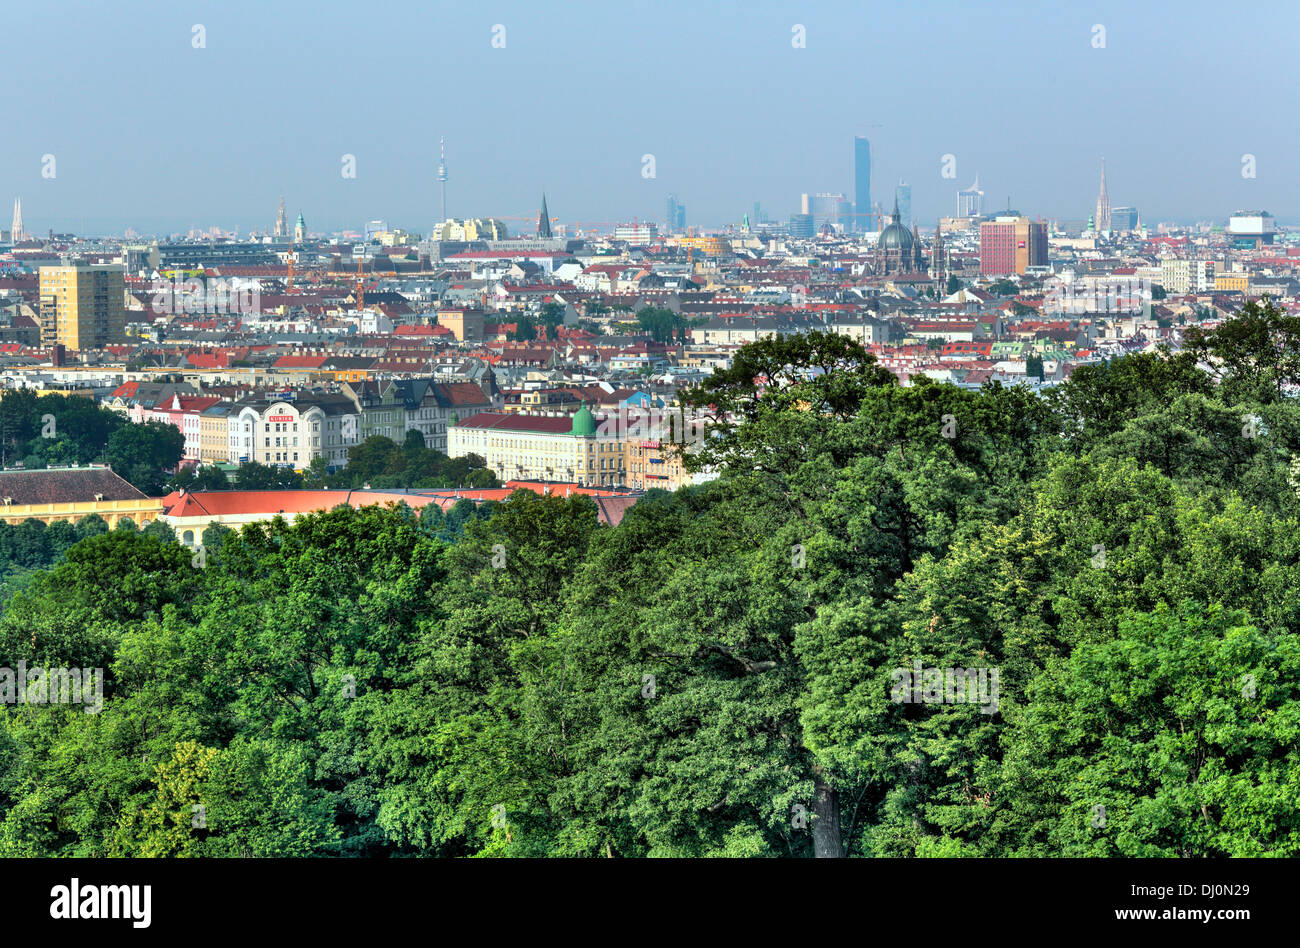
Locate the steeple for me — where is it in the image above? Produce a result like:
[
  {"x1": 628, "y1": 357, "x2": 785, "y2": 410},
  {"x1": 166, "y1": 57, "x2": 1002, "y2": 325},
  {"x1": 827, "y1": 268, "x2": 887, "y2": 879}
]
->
[
  {"x1": 932, "y1": 219, "x2": 946, "y2": 285},
  {"x1": 275, "y1": 195, "x2": 287, "y2": 237},
  {"x1": 10, "y1": 198, "x2": 23, "y2": 243},
  {"x1": 1095, "y1": 158, "x2": 1111, "y2": 234},
  {"x1": 537, "y1": 194, "x2": 552, "y2": 239}
]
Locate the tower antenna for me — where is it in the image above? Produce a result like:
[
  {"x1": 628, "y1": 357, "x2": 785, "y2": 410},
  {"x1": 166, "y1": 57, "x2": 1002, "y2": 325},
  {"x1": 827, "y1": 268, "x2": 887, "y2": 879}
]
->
[{"x1": 438, "y1": 137, "x2": 448, "y2": 221}]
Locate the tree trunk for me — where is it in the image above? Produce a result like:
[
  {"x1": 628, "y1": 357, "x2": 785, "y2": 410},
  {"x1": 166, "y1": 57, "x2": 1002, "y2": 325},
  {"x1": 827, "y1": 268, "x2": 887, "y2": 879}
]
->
[{"x1": 812, "y1": 775, "x2": 842, "y2": 858}]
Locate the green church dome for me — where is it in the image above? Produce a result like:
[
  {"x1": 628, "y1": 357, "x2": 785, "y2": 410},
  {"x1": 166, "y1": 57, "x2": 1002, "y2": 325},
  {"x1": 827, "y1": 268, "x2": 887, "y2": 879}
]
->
[{"x1": 570, "y1": 404, "x2": 596, "y2": 437}]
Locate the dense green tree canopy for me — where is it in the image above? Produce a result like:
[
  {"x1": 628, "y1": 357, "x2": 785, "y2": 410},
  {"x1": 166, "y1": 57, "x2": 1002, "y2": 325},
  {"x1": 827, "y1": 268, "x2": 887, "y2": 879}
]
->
[{"x1": 3, "y1": 334, "x2": 1300, "y2": 858}]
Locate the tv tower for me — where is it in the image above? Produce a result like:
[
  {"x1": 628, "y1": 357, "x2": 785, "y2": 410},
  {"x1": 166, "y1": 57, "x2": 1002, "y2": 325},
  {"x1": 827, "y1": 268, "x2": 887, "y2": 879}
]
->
[{"x1": 437, "y1": 137, "x2": 448, "y2": 221}]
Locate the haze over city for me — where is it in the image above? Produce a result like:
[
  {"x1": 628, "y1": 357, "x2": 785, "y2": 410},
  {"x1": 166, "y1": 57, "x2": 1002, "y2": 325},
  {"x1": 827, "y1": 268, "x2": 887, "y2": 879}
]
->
[{"x1": 4, "y1": 0, "x2": 1298, "y2": 236}]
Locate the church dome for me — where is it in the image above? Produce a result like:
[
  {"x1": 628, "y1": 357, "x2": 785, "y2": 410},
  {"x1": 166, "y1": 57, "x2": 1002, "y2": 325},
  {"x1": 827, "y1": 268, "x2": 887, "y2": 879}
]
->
[
  {"x1": 570, "y1": 404, "x2": 596, "y2": 437},
  {"x1": 878, "y1": 220, "x2": 914, "y2": 251}
]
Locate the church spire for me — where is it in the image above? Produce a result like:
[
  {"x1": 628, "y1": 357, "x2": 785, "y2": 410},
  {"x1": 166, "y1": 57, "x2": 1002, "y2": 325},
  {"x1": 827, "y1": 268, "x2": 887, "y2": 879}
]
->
[
  {"x1": 1095, "y1": 157, "x2": 1111, "y2": 234},
  {"x1": 537, "y1": 194, "x2": 552, "y2": 239}
]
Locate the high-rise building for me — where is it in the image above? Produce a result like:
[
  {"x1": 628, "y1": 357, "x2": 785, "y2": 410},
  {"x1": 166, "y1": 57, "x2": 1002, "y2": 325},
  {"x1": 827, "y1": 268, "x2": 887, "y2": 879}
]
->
[
  {"x1": 11, "y1": 199, "x2": 23, "y2": 244},
  {"x1": 979, "y1": 216, "x2": 1047, "y2": 276},
  {"x1": 809, "y1": 192, "x2": 847, "y2": 231},
  {"x1": 666, "y1": 194, "x2": 686, "y2": 232},
  {"x1": 38, "y1": 264, "x2": 126, "y2": 349},
  {"x1": 1111, "y1": 206, "x2": 1138, "y2": 231},
  {"x1": 789, "y1": 214, "x2": 815, "y2": 238},
  {"x1": 957, "y1": 176, "x2": 983, "y2": 218},
  {"x1": 854, "y1": 136, "x2": 871, "y2": 233},
  {"x1": 1095, "y1": 158, "x2": 1111, "y2": 234},
  {"x1": 537, "y1": 194, "x2": 552, "y2": 239},
  {"x1": 1227, "y1": 211, "x2": 1275, "y2": 248},
  {"x1": 274, "y1": 195, "x2": 287, "y2": 237},
  {"x1": 895, "y1": 181, "x2": 912, "y2": 226}
]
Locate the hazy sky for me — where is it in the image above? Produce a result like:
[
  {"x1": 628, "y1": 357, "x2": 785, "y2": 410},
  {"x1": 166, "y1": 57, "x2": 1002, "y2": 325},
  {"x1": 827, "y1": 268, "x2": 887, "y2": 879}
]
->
[{"x1": 5, "y1": 0, "x2": 1297, "y2": 236}]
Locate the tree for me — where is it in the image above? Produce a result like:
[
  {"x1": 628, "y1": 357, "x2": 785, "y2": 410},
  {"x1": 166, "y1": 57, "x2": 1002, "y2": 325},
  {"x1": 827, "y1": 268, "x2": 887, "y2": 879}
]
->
[
  {"x1": 106, "y1": 421, "x2": 184, "y2": 494},
  {"x1": 1184, "y1": 296, "x2": 1300, "y2": 403}
]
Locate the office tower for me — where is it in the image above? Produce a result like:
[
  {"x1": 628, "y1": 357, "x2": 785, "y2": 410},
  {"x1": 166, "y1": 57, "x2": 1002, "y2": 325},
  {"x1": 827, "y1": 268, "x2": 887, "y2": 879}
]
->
[
  {"x1": 957, "y1": 175, "x2": 983, "y2": 218},
  {"x1": 274, "y1": 195, "x2": 287, "y2": 237},
  {"x1": 979, "y1": 216, "x2": 1047, "y2": 276},
  {"x1": 895, "y1": 180, "x2": 911, "y2": 226},
  {"x1": 38, "y1": 264, "x2": 126, "y2": 349},
  {"x1": 789, "y1": 214, "x2": 815, "y2": 238},
  {"x1": 537, "y1": 194, "x2": 552, "y2": 238},
  {"x1": 854, "y1": 136, "x2": 871, "y2": 233},
  {"x1": 11, "y1": 199, "x2": 23, "y2": 243},
  {"x1": 809, "y1": 192, "x2": 847, "y2": 231},
  {"x1": 294, "y1": 212, "x2": 306, "y2": 243},
  {"x1": 1111, "y1": 206, "x2": 1138, "y2": 231},
  {"x1": 1095, "y1": 158, "x2": 1111, "y2": 233},
  {"x1": 666, "y1": 194, "x2": 686, "y2": 232}
]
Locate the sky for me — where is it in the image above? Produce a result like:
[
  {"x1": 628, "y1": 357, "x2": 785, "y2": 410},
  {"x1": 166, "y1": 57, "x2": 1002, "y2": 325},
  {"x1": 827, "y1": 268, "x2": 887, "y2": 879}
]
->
[{"x1": 4, "y1": 0, "x2": 1298, "y2": 237}]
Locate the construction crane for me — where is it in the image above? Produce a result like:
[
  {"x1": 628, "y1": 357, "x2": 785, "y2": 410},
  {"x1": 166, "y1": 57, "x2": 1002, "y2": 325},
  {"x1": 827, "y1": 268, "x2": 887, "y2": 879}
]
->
[
  {"x1": 286, "y1": 238, "x2": 295, "y2": 292},
  {"x1": 356, "y1": 255, "x2": 365, "y2": 310}
]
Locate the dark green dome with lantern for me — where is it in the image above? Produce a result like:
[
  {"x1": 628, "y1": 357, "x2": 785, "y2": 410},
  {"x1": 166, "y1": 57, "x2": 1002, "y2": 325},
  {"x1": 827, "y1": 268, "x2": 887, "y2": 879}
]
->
[{"x1": 570, "y1": 404, "x2": 597, "y2": 436}]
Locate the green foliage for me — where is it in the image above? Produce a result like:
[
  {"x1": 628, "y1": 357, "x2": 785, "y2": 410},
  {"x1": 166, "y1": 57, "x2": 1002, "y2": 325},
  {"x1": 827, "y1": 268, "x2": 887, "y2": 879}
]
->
[
  {"x1": 331, "y1": 435, "x2": 497, "y2": 489},
  {"x1": 4, "y1": 339, "x2": 1300, "y2": 858}
]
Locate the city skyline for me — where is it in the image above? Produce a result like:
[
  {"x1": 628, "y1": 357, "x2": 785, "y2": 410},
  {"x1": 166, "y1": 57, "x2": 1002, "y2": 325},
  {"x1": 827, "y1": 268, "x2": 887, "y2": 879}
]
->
[{"x1": 2, "y1": 0, "x2": 1295, "y2": 236}]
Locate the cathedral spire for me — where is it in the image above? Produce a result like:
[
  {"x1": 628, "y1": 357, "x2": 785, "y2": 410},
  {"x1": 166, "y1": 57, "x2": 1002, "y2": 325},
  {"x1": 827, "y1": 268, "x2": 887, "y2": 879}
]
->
[
  {"x1": 1095, "y1": 157, "x2": 1111, "y2": 234},
  {"x1": 537, "y1": 194, "x2": 552, "y2": 239}
]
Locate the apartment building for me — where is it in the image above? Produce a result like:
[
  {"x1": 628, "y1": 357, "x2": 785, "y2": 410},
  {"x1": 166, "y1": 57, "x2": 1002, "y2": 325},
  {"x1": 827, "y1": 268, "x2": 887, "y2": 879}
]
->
[
  {"x1": 1160, "y1": 258, "x2": 1215, "y2": 294},
  {"x1": 229, "y1": 392, "x2": 359, "y2": 470},
  {"x1": 38, "y1": 264, "x2": 126, "y2": 349},
  {"x1": 448, "y1": 405, "x2": 626, "y2": 486},
  {"x1": 344, "y1": 378, "x2": 493, "y2": 453}
]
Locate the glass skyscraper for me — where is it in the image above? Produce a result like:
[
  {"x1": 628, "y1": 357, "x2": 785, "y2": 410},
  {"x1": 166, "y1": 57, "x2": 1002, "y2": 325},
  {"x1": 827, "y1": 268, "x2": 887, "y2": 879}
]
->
[
  {"x1": 854, "y1": 136, "x2": 871, "y2": 232},
  {"x1": 895, "y1": 180, "x2": 911, "y2": 226}
]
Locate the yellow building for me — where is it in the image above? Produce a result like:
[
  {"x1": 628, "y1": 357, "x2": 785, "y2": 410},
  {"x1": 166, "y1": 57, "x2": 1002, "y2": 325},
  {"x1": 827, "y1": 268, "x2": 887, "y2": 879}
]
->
[
  {"x1": 437, "y1": 309, "x2": 485, "y2": 343},
  {"x1": 428, "y1": 218, "x2": 509, "y2": 241},
  {"x1": 675, "y1": 235, "x2": 731, "y2": 257},
  {"x1": 0, "y1": 466, "x2": 162, "y2": 528},
  {"x1": 1214, "y1": 273, "x2": 1250, "y2": 292},
  {"x1": 38, "y1": 264, "x2": 127, "y2": 349},
  {"x1": 448, "y1": 406, "x2": 626, "y2": 486},
  {"x1": 624, "y1": 439, "x2": 692, "y2": 490}
]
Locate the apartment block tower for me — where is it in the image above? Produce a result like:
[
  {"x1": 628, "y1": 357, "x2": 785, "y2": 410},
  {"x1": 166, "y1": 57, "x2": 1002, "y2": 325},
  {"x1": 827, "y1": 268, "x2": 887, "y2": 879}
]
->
[
  {"x1": 38, "y1": 264, "x2": 126, "y2": 349},
  {"x1": 979, "y1": 216, "x2": 1047, "y2": 276}
]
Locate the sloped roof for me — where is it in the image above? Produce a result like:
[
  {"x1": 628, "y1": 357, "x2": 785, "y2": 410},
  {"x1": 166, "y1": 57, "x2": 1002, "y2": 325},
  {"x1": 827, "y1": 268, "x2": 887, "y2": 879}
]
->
[{"x1": 0, "y1": 466, "x2": 148, "y2": 504}]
